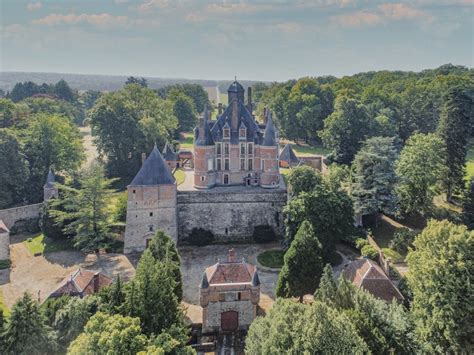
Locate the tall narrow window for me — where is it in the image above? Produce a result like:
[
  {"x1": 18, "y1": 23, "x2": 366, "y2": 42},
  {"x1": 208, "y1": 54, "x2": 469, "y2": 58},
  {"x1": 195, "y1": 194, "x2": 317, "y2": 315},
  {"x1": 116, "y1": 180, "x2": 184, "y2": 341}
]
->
[
  {"x1": 216, "y1": 143, "x2": 222, "y2": 156},
  {"x1": 224, "y1": 158, "x2": 230, "y2": 171},
  {"x1": 207, "y1": 158, "x2": 213, "y2": 171},
  {"x1": 216, "y1": 158, "x2": 221, "y2": 171},
  {"x1": 239, "y1": 128, "x2": 246, "y2": 138},
  {"x1": 248, "y1": 158, "x2": 253, "y2": 171},
  {"x1": 240, "y1": 143, "x2": 246, "y2": 156},
  {"x1": 223, "y1": 128, "x2": 230, "y2": 138},
  {"x1": 224, "y1": 143, "x2": 229, "y2": 155},
  {"x1": 248, "y1": 143, "x2": 253, "y2": 155},
  {"x1": 240, "y1": 158, "x2": 245, "y2": 170}
]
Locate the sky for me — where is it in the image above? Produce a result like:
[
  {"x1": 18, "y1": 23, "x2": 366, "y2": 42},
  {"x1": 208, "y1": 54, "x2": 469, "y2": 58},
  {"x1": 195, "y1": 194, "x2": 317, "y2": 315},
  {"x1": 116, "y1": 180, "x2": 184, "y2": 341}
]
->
[{"x1": 1, "y1": 0, "x2": 473, "y2": 81}]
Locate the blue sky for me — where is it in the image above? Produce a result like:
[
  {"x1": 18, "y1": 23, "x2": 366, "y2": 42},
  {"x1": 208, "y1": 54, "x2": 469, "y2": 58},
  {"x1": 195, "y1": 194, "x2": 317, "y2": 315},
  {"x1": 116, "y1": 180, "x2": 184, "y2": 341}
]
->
[{"x1": 1, "y1": 0, "x2": 473, "y2": 81}]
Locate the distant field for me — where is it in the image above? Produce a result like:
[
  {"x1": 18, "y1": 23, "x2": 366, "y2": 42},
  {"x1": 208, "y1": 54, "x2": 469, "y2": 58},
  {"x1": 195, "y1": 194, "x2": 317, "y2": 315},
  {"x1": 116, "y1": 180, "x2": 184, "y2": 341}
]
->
[
  {"x1": 219, "y1": 93, "x2": 228, "y2": 106},
  {"x1": 179, "y1": 132, "x2": 194, "y2": 150},
  {"x1": 466, "y1": 140, "x2": 474, "y2": 178}
]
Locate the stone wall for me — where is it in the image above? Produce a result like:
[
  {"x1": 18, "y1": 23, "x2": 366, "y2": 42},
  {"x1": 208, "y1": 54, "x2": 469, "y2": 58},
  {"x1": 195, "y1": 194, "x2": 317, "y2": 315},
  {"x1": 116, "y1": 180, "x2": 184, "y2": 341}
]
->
[
  {"x1": 0, "y1": 203, "x2": 43, "y2": 229},
  {"x1": 177, "y1": 187, "x2": 287, "y2": 243},
  {"x1": 0, "y1": 231, "x2": 9, "y2": 261},
  {"x1": 204, "y1": 300, "x2": 255, "y2": 331}
]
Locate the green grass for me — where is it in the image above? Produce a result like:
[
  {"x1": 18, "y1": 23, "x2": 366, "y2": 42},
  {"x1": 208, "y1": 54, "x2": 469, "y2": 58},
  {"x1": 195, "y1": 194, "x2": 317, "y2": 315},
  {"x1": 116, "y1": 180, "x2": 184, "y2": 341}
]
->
[
  {"x1": 23, "y1": 234, "x2": 73, "y2": 255},
  {"x1": 173, "y1": 169, "x2": 185, "y2": 186},
  {"x1": 219, "y1": 93, "x2": 228, "y2": 106},
  {"x1": 179, "y1": 132, "x2": 194, "y2": 150},
  {"x1": 0, "y1": 289, "x2": 10, "y2": 317},
  {"x1": 466, "y1": 140, "x2": 474, "y2": 179},
  {"x1": 257, "y1": 249, "x2": 285, "y2": 268},
  {"x1": 280, "y1": 141, "x2": 330, "y2": 157},
  {"x1": 381, "y1": 248, "x2": 404, "y2": 263},
  {"x1": 280, "y1": 168, "x2": 291, "y2": 184}
]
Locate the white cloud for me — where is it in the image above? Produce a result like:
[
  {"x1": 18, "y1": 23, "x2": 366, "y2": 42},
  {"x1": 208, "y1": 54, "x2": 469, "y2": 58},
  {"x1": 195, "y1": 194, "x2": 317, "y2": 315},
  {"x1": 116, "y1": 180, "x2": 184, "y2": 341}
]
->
[
  {"x1": 33, "y1": 13, "x2": 129, "y2": 28},
  {"x1": 137, "y1": 0, "x2": 170, "y2": 13},
  {"x1": 27, "y1": 2, "x2": 42, "y2": 11}
]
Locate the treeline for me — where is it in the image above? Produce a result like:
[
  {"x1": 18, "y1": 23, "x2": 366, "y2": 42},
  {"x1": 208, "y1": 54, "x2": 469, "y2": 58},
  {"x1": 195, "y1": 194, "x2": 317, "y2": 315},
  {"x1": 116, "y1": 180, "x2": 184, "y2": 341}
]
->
[{"x1": 0, "y1": 232, "x2": 194, "y2": 355}]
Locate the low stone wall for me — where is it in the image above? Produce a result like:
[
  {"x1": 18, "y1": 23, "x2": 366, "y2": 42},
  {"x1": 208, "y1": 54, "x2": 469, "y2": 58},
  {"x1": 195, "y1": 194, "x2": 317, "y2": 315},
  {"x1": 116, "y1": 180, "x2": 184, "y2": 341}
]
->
[
  {"x1": 368, "y1": 235, "x2": 391, "y2": 276},
  {"x1": 0, "y1": 203, "x2": 43, "y2": 229},
  {"x1": 177, "y1": 187, "x2": 287, "y2": 243}
]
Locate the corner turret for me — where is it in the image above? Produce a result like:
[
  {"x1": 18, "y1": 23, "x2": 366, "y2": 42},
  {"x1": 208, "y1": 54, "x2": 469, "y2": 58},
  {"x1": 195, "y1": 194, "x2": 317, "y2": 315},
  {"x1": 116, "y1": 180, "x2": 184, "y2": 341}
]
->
[
  {"x1": 43, "y1": 168, "x2": 59, "y2": 201},
  {"x1": 194, "y1": 108, "x2": 216, "y2": 189},
  {"x1": 260, "y1": 112, "x2": 280, "y2": 188}
]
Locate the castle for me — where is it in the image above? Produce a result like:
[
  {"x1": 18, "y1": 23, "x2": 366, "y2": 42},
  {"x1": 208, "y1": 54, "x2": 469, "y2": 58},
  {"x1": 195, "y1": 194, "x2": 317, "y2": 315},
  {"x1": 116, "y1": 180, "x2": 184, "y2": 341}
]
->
[{"x1": 124, "y1": 80, "x2": 287, "y2": 253}]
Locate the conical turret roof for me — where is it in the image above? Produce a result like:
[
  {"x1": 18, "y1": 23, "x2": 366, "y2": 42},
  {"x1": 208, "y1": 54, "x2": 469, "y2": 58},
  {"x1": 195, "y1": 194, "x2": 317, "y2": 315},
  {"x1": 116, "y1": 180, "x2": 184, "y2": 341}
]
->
[
  {"x1": 162, "y1": 142, "x2": 177, "y2": 161},
  {"x1": 195, "y1": 109, "x2": 215, "y2": 146},
  {"x1": 252, "y1": 270, "x2": 260, "y2": 286},
  {"x1": 44, "y1": 168, "x2": 56, "y2": 188},
  {"x1": 200, "y1": 272, "x2": 209, "y2": 289},
  {"x1": 279, "y1": 144, "x2": 300, "y2": 165},
  {"x1": 262, "y1": 111, "x2": 277, "y2": 146},
  {"x1": 130, "y1": 146, "x2": 175, "y2": 186}
]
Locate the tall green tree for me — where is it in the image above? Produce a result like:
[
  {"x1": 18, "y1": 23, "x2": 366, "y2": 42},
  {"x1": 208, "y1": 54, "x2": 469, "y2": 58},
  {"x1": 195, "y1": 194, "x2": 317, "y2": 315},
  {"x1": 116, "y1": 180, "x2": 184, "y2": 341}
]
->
[
  {"x1": 125, "y1": 76, "x2": 148, "y2": 87},
  {"x1": 24, "y1": 113, "x2": 84, "y2": 203},
  {"x1": 169, "y1": 91, "x2": 197, "y2": 132},
  {"x1": 287, "y1": 165, "x2": 322, "y2": 196},
  {"x1": 407, "y1": 220, "x2": 474, "y2": 353},
  {"x1": 319, "y1": 95, "x2": 374, "y2": 164},
  {"x1": 89, "y1": 84, "x2": 177, "y2": 183},
  {"x1": 157, "y1": 83, "x2": 210, "y2": 113},
  {"x1": 352, "y1": 136, "x2": 399, "y2": 217},
  {"x1": 276, "y1": 220, "x2": 324, "y2": 300},
  {"x1": 54, "y1": 79, "x2": 75, "y2": 102},
  {"x1": 246, "y1": 298, "x2": 368, "y2": 354},
  {"x1": 3, "y1": 293, "x2": 57, "y2": 355},
  {"x1": 438, "y1": 86, "x2": 472, "y2": 201},
  {"x1": 51, "y1": 162, "x2": 116, "y2": 252},
  {"x1": 463, "y1": 177, "x2": 474, "y2": 230},
  {"x1": 125, "y1": 249, "x2": 183, "y2": 335},
  {"x1": 148, "y1": 231, "x2": 183, "y2": 301},
  {"x1": 395, "y1": 133, "x2": 445, "y2": 215},
  {"x1": 0, "y1": 130, "x2": 28, "y2": 208}
]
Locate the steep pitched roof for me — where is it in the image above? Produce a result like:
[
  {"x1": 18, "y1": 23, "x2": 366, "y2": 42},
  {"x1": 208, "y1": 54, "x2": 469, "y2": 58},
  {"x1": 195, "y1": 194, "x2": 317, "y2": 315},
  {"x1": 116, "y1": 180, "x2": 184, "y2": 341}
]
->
[
  {"x1": 195, "y1": 111, "x2": 215, "y2": 146},
  {"x1": 262, "y1": 112, "x2": 277, "y2": 146},
  {"x1": 343, "y1": 259, "x2": 404, "y2": 302},
  {"x1": 162, "y1": 142, "x2": 177, "y2": 161},
  {"x1": 49, "y1": 269, "x2": 112, "y2": 298},
  {"x1": 130, "y1": 146, "x2": 175, "y2": 186},
  {"x1": 44, "y1": 168, "x2": 56, "y2": 188},
  {"x1": 0, "y1": 220, "x2": 9, "y2": 234},
  {"x1": 279, "y1": 144, "x2": 300, "y2": 165}
]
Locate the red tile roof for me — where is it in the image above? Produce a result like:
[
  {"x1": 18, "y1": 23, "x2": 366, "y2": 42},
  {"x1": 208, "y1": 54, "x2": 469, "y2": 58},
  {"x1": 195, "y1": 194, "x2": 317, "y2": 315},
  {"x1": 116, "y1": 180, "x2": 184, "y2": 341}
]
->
[
  {"x1": 343, "y1": 259, "x2": 404, "y2": 302},
  {"x1": 49, "y1": 268, "x2": 112, "y2": 298},
  {"x1": 205, "y1": 249, "x2": 256, "y2": 285}
]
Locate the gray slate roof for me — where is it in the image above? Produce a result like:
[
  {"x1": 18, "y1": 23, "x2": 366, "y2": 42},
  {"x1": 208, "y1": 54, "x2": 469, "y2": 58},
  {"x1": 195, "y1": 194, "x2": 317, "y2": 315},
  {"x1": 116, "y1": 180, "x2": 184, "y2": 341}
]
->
[
  {"x1": 162, "y1": 142, "x2": 177, "y2": 161},
  {"x1": 279, "y1": 144, "x2": 300, "y2": 165},
  {"x1": 228, "y1": 80, "x2": 244, "y2": 93},
  {"x1": 262, "y1": 112, "x2": 277, "y2": 146},
  {"x1": 130, "y1": 146, "x2": 175, "y2": 186},
  {"x1": 44, "y1": 169, "x2": 56, "y2": 188}
]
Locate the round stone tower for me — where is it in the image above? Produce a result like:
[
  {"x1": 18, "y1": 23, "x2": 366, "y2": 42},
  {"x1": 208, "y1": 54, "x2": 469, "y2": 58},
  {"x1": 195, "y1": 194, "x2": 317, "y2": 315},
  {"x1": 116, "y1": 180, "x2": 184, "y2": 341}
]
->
[
  {"x1": 260, "y1": 112, "x2": 280, "y2": 188},
  {"x1": 194, "y1": 109, "x2": 216, "y2": 189}
]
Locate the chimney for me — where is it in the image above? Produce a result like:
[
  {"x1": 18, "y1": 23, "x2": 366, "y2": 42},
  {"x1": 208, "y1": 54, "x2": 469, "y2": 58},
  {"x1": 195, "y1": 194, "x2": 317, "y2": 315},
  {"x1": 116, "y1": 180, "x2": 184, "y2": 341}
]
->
[
  {"x1": 218, "y1": 102, "x2": 223, "y2": 115},
  {"x1": 93, "y1": 273, "x2": 100, "y2": 292},
  {"x1": 263, "y1": 107, "x2": 268, "y2": 125},
  {"x1": 227, "y1": 248, "x2": 236, "y2": 262},
  {"x1": 247, "y1": 87, "x2": 252, "y2": 113},
  {"x1": 141, "y1": 153, "x2": 146, "y2": 165},
  {"x1": 231, "y1": 99, "x2": 239, "y2": 131}
]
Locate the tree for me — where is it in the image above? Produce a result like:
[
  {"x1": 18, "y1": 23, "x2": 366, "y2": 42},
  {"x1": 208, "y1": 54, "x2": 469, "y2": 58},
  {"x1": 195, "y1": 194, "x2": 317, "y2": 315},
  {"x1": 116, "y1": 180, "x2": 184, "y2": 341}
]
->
[
  {"x1": 9, "y1": 81, "x2": 42, "y2": 102},
  {"x1": 169, "y1": 91, "x2": 197, "y2": 132},
  {"x1": 407, "y1": 220, "x2": 474, "y2": 353},
  {"x1": 125, "y1": 249, "x2": 183, "y2": 335},
  {"x1": 125, "y1": 76, "x2": 148, "y2": 87},
  {"x1": 157, "y1": 83, "x2": 210, "y2": 113},
  {"x1": 51, "y1": 162, "x2": 116, "y2": 252},
  {"x1": 285, "y1": 182, "x2": 354, "y2": 257},
  {"x1": 3, "y1": 293, "x2": 56, "y2": 354},
  {"x1": 147, "y1": 231, "x2": 183, "y2": 301},
  {"x1": 54, "y1": 79, "x2": 75, "y2": 102},
  {"x1": 395, "y1": 133, "x2": 445, "y2": 215},
  {"x1": 315, "y1": 268, "x2": 416, "y2": 354},
  {"x1": 276, "y1": 221, "x2": 324, "y2": 300},
  {"x1": 0, "y1": 130, "x2": 28, "y2": 208},
  {"x1": 67, "y1": 312, "x2": 149, "y2": 355},
  {"x1": 23, "y1": 96, "x2": 84, "y2": 125},
  {"x1": 438, "y1": 87, "x2": 472, "y2": 201},
  {"x1": 463, "y1": 177, "x2": 474, "y2": 230},
  {"x1": 286, "y1": 165, "x2": 322, "y2": 196},
  {"x1": 319, "y1": 95, "x2": 373, "y2": 164},
  {"x1": 24, "y1": 113, "x2": 84, "y2": 203},
  {"x1": 245, "y1": 298, "x2": 368, "y2": 354},
  {"x1": 40, "y1": 200, "x2": 68, "y2": 239},
  {"x1": 352, "y1": 136, "x2": 399, "y2": 217},
  {"x1": 89, "y1": 84, "x2": 177, "y2": 183},
  {"x1": 53, "y1": 296, "x2": 101, "y2": 352}
]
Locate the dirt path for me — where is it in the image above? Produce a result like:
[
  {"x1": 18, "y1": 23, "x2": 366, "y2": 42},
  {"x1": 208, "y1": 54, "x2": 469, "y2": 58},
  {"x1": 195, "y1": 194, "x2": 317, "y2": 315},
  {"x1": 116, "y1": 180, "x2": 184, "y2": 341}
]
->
[{"x1": 80, "y1": 126, "x2": 98, "y2": 167}]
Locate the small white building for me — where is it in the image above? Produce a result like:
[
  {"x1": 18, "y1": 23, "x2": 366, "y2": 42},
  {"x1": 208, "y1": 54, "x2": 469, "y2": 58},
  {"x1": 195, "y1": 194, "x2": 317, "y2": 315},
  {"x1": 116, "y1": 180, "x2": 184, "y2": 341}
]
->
[{"x1": 0, "y1": 220, "x2": 10, "y2": 262}]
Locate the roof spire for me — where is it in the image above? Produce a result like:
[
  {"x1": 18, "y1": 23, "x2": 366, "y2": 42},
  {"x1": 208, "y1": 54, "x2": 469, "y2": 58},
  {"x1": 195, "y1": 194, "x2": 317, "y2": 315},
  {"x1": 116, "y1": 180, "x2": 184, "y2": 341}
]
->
[
  {"x1": 262, "y1": 111, "x2": 277, "y2": 146},
  {"x1": 129, "y1": 146, "x2": 175, "y2": 186},
  {"x1": 44, "y1": 168, "x2": 56, "y2": 188}
]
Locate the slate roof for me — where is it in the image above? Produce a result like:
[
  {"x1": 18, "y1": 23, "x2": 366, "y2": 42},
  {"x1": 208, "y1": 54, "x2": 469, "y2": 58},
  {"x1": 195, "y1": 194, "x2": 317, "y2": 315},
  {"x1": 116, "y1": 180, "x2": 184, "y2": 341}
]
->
[
  {"x1": 279, "y1": 144, "x2": 300, "y2": 165},
  {"x1": 49, "y1": 268, "x2": 112, "y2": 298},
  {"x1": 262, "y1": 112, "x2": 277, "y2": 146},
  {"x1": 343, "y1": 259, "x2": 404, "y2": 302},
  {"x1": 228, "y1": 80, "x2": 244, "y2": 93},
  {"x1": 195, "y1": 111, "x2": 215, "y2": 146},
  {"x1": 0, "y1": 220, "x2": 9, "y2": 234},
  {"x1": 130, "y1": 146, "x2": 175, "y2": 186},
  {"x1": 162, "y1": 142, "x2": 177, "y2": 161},
  {"x1": 44, "y1": 169, "x2": 56, "y2": 188}
]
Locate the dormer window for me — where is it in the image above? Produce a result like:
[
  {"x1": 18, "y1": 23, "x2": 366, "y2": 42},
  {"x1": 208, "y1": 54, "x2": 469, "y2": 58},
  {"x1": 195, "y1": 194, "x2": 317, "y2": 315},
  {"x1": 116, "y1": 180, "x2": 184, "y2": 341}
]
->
[
  {"x1": 239, "y1": 128, "x2": 246, "y2": 139},
  {"x1": 223, "y1": 128, "x2": 230, "y2": 138}
]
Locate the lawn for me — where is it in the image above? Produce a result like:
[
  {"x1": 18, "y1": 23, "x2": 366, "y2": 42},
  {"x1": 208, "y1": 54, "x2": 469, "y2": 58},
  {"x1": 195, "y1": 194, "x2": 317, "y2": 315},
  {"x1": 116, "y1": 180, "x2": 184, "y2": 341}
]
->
[
  {"x1": 24, "y1": 234, "x2": 73, "y2": 255},
  {"x1": 280, "y1": 140, "x2": 330, "y2": 157},
  {"x1": 173, "y1": 169, "x2": 185, "y2": 185},
  {"x1": 257, "y1": 249, "x2": 285, "y2": 268},
  {"x1": 179, "y1": 132, "x2": 194, "y2": 150},
  {"x1": 219, "y1": 93, "x2": 228, "y2": 106},
  {"x1": 0, "y1": 289, "x2": 9, "y2": 317}
]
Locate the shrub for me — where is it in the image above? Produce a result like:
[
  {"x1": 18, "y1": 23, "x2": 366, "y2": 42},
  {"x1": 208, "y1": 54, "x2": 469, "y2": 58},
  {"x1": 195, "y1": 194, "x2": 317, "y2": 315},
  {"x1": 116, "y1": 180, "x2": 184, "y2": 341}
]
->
[
  {"x1": 113, "y1": 191, "x2": 128, "y2": 223},
  {"x1": 361, "y1": 245, "x2": 379, "y2": 261},
  {"x1": 188, "y1": 228, "x2": 214, "y2": 246},
  {"x1": 40, "y1": 203, "x2": 65, "y2": 239},
  {"x1": 252, "y1": 225, "x2": 277, "y2": 244},
  {"x1": 355, "y1": 238, "x2": 369, "y2": 249},
  {"x1": 389, "y1": 228, "x2": 416, "y2": 254}
]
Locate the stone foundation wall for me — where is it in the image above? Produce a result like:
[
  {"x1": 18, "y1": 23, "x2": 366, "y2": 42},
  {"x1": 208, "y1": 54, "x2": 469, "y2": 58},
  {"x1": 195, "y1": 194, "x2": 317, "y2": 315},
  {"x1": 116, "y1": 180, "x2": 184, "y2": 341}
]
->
[
  {"x1": 177, "y1": 187, "x2": 287, "y2": 243},
  {"x1": 0, "y1": 203, "x2": 43, "y2": 229},
  {"x1": 0, "y1": 231, "x2": 9, "y2": 261},
  {"x1": 204, "y1": 300, "x2": 255, "y2": 331}
]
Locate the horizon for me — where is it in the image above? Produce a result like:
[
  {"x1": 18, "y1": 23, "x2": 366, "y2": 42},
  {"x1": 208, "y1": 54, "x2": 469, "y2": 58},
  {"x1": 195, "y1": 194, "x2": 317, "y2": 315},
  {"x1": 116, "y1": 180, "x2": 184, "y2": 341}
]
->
[{"x1": 1, "y1": 0, "x2": 473, "y2": 82}]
